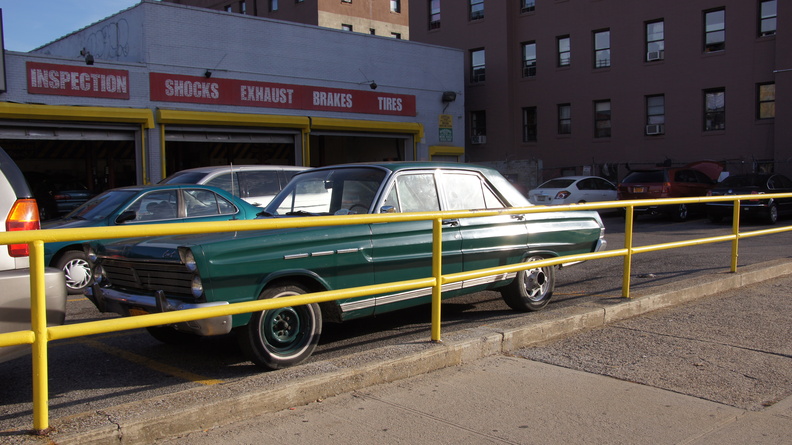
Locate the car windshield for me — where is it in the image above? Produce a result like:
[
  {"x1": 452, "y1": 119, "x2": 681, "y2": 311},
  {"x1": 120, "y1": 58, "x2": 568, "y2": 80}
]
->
[
  {"x1": 719, "y1": 175, "x2": 765, "y2": 188},
  {"x1": 63, "y1": 189, "x2": 138, "y2": 221},
  {"x1": 266, "y1": 167, "x2": 386, "y2": 216},
  {"x1": 622, "y1": 171, "x2": 665, "y2": 183},
  {"x1": 539, "y1": 179, "x2": 576, "y2": 188}
]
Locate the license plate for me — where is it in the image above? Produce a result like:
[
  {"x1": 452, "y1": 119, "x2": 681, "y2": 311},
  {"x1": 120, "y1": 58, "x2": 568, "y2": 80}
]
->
[
  {"x1": 129, "y1": 308, "x2": 149, "y2": 316},
  {"x1": 632, "y1": 186, "x2": 646, "y2": 193},
  {"x1": 537, "y1": 196, "x2": 547, "y2": 201}
]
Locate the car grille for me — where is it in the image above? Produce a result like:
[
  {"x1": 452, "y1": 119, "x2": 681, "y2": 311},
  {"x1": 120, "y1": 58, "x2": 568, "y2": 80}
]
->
[{"x1": 101, "y1": 258, "x2": 194, "y2": 297}]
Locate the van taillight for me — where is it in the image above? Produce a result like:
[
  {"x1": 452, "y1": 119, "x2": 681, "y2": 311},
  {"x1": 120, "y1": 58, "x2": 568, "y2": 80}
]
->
[{"x1": 6, "y1": 199, "x2": 40, "y2": 257}]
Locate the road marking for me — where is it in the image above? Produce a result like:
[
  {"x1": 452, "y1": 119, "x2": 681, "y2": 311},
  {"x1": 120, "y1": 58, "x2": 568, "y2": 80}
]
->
[{"x1": 79, "y1": 338, "x2": 224, "y2": 385}]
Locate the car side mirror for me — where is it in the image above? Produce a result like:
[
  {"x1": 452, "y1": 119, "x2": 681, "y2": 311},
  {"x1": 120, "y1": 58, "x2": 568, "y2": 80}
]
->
[{"x1": 116, "y1": 210, "x2": 137, "y2": 224}]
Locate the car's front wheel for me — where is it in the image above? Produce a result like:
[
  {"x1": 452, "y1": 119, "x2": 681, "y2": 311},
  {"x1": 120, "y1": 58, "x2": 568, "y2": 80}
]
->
[
  {"x1": 766, "y1": 203, "x2": 779, "y2": 224},
  {"x1": 671, "y1": 204, "x2": 689, "y2": 222},
  {"x1": 55, "y1": 250, "x2": 93, "y2": 294},
  {"x1": 238, "y1": 282, "x2": 322, "y2": 370},
  {"x1": 500, "y1": 255, "x2": 555, "y2": 312}
]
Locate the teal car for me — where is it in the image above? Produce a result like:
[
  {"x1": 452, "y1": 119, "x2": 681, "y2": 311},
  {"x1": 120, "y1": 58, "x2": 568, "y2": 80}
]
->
[
  {"x1": 86, "y1": 163, "x2": 606, "y2": 370},
  {"x1": 43, "y1": 184, "x2": 264, "y2": 294}
]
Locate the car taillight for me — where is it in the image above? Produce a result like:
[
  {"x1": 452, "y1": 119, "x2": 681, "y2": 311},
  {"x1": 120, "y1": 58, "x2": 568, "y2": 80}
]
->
[
  {"x1": 661, "y1": 182, "x2": 671, "y2": 197},
  {"x1": 6, "y1": 198, "x2": 40, "y2": 257},
  {"x1": 749, "y1": 190, "x2": 763, "y2": 202},
  {"x1": 555, "y1": 191, "x2": 571, "y2": 199}
]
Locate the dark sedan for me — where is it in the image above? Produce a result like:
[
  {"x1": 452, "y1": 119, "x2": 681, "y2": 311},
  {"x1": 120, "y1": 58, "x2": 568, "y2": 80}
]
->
[{"x1": 706, "y1": 173, "x2": 792, "y2": 224}]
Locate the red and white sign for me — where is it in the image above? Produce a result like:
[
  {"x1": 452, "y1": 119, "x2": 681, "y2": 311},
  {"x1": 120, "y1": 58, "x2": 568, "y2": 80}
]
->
[
  {"x1": 27, "y1": 62, "x2": 130, "y2": 99},
  {"x1": 149, "y1": 72, "x2": 416, "y2": 117}
]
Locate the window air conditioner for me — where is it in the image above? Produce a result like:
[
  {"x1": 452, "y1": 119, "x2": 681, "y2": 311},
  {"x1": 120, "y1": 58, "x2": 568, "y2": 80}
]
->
[
  {"x1": 470, "y1": 135, "x2": 487, "y2": 144},
  {"x1": 646, "y1": 51, "x2": 664, "y2": 61},
  {"x1": 645, "y1": 124, "x2": 664, "y2": 135}
]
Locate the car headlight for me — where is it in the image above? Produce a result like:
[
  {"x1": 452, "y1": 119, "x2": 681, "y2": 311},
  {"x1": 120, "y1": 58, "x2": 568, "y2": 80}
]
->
[
  {"x1": 179, "y1": 247, "x2": 197, "y2": 272},
  {"x1": 191, "y1": 275, "x2": 203, "y2": 298},
  {"x1": 86, "y1": 246, "x2": 97, "y2": 263},
  {"x1": 93, "y1": 264, "x2": 105, "y2": 285}
]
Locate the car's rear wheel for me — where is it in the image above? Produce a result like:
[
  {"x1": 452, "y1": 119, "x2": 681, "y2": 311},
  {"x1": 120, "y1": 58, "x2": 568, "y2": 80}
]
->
[
  {"x1": 671, "y1": 204, "x2": 689, "y2": 222},
  {"x1": 501, "y1": 256, "x2": 555, "y2": 312},
  {"x1": 55, "y1": 250, "x2": 93, "y2": 294},
  {"x1": 238, "y1": 282, "x2": 322, "y2": 370}
]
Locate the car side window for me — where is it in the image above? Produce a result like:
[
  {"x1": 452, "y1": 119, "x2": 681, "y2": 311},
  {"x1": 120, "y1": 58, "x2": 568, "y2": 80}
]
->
[
  {"x1": 240, "y1": 171, "x2": 281, "y2": 197},
  {"x1": 389, "y1": 174, "x2": 440, "y2": 213},
  {"x1": 130, "y1": 190, "x2": 179, "y2": 221},
  {"x1": 774, "y1": 175, "x2": 792, "y2": 189},
  {"x1": 577, "y1": 178, "x2": 594, "y2": 190},
  {"x1": 206, "y1": 173, "x2": 241, "y2": 197},
  {"x1": 442, "y1": 173, "x2": 503, "y2": 210},
  {"x1": 184, "y1": 189, "x2": 236, "y2": 217}
]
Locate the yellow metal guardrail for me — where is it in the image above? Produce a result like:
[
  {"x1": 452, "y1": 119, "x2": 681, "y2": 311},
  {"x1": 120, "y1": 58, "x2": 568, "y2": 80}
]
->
[{"x1": 2, "y1": 192, "x2": 792, "y2": 432}]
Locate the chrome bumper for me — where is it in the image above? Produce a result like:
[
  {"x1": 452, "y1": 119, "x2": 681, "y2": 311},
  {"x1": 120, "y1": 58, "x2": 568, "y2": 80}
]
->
[{"x1": 86, "y1": 285, "x2": 232, "y2": 336}]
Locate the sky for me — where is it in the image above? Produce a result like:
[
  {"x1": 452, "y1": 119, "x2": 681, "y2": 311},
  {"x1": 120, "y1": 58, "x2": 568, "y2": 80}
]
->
[{"x1": 0, "y1": 0, "x2": 148, "y2": 52}]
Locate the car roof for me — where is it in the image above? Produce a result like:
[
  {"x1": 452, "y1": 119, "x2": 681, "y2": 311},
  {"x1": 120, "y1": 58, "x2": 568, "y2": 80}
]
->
[
  {"x1": 169, "y1": 165, "x2": 309, "y2": 174},
  {"x1": 302, "y1": 161, "x2": 502, "y2": 175}
]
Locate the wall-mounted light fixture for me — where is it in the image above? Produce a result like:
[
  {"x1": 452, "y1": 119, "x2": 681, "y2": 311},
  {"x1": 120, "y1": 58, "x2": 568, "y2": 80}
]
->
[
  {"x1": 80, "y1": 48, "x2": 94, "y2": 65},
  {"x1": 442, "y1": 91, "x2": 457, "y2": 102},
  {"x1": 369, "y1": 81, "x2": 377, "y2": 90},
  {"x1": 204, "y1": 70, "x2": 212, "y2": 78}
]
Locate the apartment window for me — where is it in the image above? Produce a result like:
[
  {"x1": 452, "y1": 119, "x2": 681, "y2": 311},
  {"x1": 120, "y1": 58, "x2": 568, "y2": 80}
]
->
[
  {"x1": 557, "y1": 36, "x2": 571, "y2": 67},
  {"x1": 646, "y1": 20, "x2": 664, "y2": 61},
  {"x1": 429, "y1": 0, "x2": 441, "y2": 29},
  {"x1": 522, "y1": 42, "x2": 537, "y2": 77},
  {"x1": 370, "y1": 28, "x2": 376, "y2": 35},
  {"x1": 471, "y1": 49, "x2": 486, "y2": 83},
  {"x1": 593, "y1": 30, "x2": 610, "y2": 68},
  {"x1": 521, "y1": 0, "x2": 536, "y2": 13},
  {"x1": 646, "y1": 95, "x2": 665, "y2": 135},
  {"x1": 269, "y1": 0, "x2": 278, "y2": 11},
  {"x1": 704, "y1": 9, "x2": 725, "y2": 52},
  {"x1": 470, "y1": 0, "x2": 484, "y2": 21},
  {"x1": 391, "y1": 32, "x2": 402, "y2": 39},
  {"x1": 471, "y1": 111, "x2": 487, "y2": 139},
  {"x1": 522, "y1": 107, "x2": 538, "y2": 142},
  {"x1": 296, "y1": 0, "x2": 304, "y2": 3},
  {"x1": 704, "y1": 88, "x2": 725, "y2": 131},
  {"x1": 758, "y1": 83, "x2": 775, "y2": 119},
  {"x1": 594, "y1": 101, "x2": 611, "y2": 138},
  {"x1": 342, "y1": 0, "x2": 351, "y2": 2},
  {"x1": 239, "y1": 1, "x2": 246, "y2": 14},
  {"x1": 558, "y1": 104, "x2": 571, "y2": 135},
  {"x1": 225, "y1": 5, "x2": 232, "y2": 12},
  {"x1": 342, "y1": 24, "x2": 353, "y2": 31},
  {"x1": 390, "y1": 0, "x2": 401, "y2": 13},
  {"x1": 759, "y1": 1, "x2": 777, "y2": 36}
]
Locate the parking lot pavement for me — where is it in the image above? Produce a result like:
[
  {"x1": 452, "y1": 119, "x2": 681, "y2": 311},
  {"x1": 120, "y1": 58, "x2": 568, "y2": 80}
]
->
[{"x1": 10, "y1": 258, "x2": 788, "y2": 445}]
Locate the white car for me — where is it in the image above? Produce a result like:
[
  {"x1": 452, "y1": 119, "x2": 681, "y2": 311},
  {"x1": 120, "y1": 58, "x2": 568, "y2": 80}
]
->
[
  {"x1": 528, "y1": 176, "x2": 617, "y2": 206},
  {"x1": 160, "y1": 165, "x2": 310, "y2": 208}
]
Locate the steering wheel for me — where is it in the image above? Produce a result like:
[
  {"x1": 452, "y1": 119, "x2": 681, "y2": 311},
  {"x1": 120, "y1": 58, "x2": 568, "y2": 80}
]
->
[{"x1": 348, "y1": 204, "x2": 369, "y2": 214}]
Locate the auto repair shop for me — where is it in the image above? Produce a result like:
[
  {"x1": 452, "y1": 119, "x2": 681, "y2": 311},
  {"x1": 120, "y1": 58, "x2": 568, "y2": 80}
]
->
[{"x1": 0, "y1": 0, "x2": 464, "y2": 196}]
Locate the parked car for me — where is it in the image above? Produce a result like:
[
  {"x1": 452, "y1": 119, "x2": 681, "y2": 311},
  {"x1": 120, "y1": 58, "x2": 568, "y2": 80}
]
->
[
  {"x1": 617, "y1": 161, "x2": 724, "y2": 221},
  {"x1": 85, "y1": 162, "x2": 607, "y2": 370},
  {"x1": 159, "y1": 165, "x2": 309, "y2": 208},
  {"x1": 24, "y1": 172, "x2": 94, "y2": 217},
  {"x1": 0, "y1": 148, "x2": 67, "y2": 364},
  {"x1": 528, "y1": 176, "x2": 617, "y2": 207},
  {"x1": 706, "y1": 173, "x2": 792, "y2": 224},
  {"x1": 43, "y1": 184, "x2": 265, "y2": 295}
]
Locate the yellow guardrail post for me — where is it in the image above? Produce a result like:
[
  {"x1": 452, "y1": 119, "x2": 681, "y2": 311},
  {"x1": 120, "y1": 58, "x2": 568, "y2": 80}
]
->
[
  {"x1": 29, "y1": 239, "x2": 50, "y2": 433},
  {"x1": 431, "y1": 218, "x2": 443, "y2": 342},
  {"x1": 730, "y1": 199, "x2": 741, "y2": 273},
  {"x1": 622, "y1": 204, "x2": 635, "y2": 298}
]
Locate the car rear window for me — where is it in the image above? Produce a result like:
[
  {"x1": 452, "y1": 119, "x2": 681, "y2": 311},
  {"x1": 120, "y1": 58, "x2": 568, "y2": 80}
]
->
[
  {"x1": 539, "y1": 179, "x2": 576, "y2": 188},
  {"x1": 621, "y1": 171, "x2": 665, "y2": 183},
  {"x1": 159, "y1": 171, "x2": 210, "y2": 185},
  {"x1": 720, "y1": 175, "x2": 764, "y2": 187}
]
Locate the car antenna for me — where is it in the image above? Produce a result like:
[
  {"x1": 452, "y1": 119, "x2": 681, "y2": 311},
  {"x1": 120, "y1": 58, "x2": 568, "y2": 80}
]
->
[{"x1": 230, "y1": 162, "x2": 237, "y2": 197}]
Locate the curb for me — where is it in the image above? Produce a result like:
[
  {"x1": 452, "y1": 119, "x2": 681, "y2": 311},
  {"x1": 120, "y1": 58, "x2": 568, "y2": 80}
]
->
[{"x1": 47, "y1": 259, "x2": 792, "y2": 444}]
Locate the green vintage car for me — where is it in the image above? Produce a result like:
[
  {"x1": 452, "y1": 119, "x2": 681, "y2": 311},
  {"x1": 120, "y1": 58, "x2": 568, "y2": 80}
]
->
[{"x1": 86, "y1": 163, "x2": 606, "y2": 369}]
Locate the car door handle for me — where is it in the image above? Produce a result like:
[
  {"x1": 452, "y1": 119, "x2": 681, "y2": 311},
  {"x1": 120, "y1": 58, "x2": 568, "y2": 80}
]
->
[
  {"x1": 442, "y1": 219, "x2": 459, "y2": 227},
  {"x1": 511, "y1": 214, "x2": 525, "y2": 221}
]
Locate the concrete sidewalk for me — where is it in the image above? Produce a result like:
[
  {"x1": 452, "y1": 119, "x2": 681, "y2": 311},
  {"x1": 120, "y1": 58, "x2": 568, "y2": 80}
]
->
[
  {"x1": 157, "y1": 355, "x2": 792, "y2": 444},
  {"x1": 20, "y1": 259, "x2": 792, "y2": 444}
]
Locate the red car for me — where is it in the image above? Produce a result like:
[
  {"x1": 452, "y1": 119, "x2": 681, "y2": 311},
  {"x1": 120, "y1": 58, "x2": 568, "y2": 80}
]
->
[{"x1": 617, "y1": 161, "x2": 724, "y2": 221}]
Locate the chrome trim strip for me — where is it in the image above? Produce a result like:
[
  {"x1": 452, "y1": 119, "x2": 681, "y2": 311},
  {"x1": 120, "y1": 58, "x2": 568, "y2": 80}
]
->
[
  {"x1": 337, "y1": 248, "x2": 360, "y2": 254},
  {"x1": 312, "y1": 251, "x2": 334, "y2": 257},
  {"x1": 284, "y1": 253, "x2": 309, "y2": 260}
]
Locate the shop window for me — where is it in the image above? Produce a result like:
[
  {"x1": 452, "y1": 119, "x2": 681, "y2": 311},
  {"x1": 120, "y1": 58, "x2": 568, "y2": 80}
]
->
[
  {"x1": 704, "y1": 88, "x2": 725, "y2": 131},
  {"x1": 704, "y1": 8, "x2": 725, "y2": 52}
]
